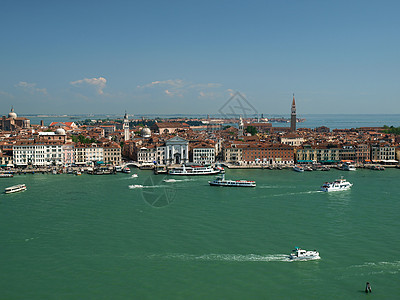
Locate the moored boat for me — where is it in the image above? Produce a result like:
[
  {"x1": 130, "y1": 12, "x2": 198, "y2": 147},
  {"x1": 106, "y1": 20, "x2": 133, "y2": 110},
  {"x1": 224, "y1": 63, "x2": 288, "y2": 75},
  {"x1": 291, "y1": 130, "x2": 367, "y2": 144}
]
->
[
  {"x1": 289, "y1": 247, "x2": 320, "y2": 261},
  {"x1": 293, "y1": 165, "x2": 304, "y2": 172},
  {"x1": 341, "y1": 162, "x2": 356, "y2": 171},
  {"x1": 122, "y1": 167, "x2": 131, "y2": 174},
  {"x1": 0, "y1": 173, "x2": 13, "y2": 178},
  {"x1": 320, "y1": 176, "x2": 353, "y2": 192},
  {"x1": 169, "y1": 165, "x2": 220, "y2": 176},
  {"x1": 5, "y1": 184, "x2": 27, "y2": 194},
  {"x1": 209, "y1": 174, "x2": 256, "y2": 187}
]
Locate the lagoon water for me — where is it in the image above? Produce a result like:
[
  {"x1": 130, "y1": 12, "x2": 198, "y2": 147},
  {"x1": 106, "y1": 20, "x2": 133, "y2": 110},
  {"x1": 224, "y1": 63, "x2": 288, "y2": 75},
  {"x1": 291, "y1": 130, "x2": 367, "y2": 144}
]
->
[
  {"x1": 26, "y1": 114, "x2": 400, "y2": 129},
  {"x1": 1, "y1": 168, "x2": 399, "y2": 299}
]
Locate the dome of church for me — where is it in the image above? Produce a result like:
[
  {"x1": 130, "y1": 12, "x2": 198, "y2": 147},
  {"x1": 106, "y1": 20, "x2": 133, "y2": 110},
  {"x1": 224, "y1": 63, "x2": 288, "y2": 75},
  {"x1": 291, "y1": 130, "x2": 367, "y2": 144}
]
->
[
  {"x1": 141, "y1": 126, "x2": 151, "y2": 138},
  {"x1": 8, "y1": 107, "x2": 17, "y2": 119},
  {"x1": 55, "y1": 128, "x2": 66, "y2": 135}
]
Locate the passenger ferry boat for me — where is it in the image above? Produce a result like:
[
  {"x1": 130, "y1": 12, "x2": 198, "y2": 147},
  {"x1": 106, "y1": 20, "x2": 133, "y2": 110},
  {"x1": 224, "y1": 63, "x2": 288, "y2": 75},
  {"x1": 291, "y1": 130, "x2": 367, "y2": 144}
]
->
[
  {"x1": 209, "y1": 174, "x2": 256, "y2": 187},
  {"x1": 293, "y1": 165, "x2": 304, "y2": 172},
  {"x1": 320, "y1": 176, "x2": 353, "y2": 192},
  {"x1": 289, "y1": 247, "x2": 320, "y2": 261},
  {"x1": 169, "y1": 165, "x2": 220, "y2": 176},
  {"x1": 5, "y1": 184, "x2": 27, "y2": 194}
]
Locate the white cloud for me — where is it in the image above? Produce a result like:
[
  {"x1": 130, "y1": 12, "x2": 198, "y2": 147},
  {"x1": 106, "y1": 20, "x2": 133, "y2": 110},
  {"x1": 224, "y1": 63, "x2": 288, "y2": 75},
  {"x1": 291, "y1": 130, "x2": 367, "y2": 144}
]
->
[
  {"x1": 70, "y1": 77, "x2": 107, "y2": 95},
  {"x1": 15, "y1": 81, "x2": 48, "y2": 95},
  {"x1": 138, "y1": 79, "x2": 222, "y2": 99}
]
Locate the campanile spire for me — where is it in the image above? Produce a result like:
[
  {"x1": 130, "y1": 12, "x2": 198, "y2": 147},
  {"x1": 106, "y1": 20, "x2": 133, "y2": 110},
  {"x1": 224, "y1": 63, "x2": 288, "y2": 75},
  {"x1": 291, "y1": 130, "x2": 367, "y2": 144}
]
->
[{"x1": 291, "y1": 94, "x2": 296, "y2": 132}]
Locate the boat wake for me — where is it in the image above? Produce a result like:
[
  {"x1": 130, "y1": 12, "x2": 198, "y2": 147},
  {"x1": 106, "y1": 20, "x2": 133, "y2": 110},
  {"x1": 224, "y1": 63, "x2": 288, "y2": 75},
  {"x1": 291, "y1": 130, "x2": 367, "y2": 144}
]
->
[
  {"x1": 273, "y1": 190, "x2": 323, "y2": 196},
  {"x1": 148, "y1": 253, "x2": 290, "y2": 262},
  {"x1": 128, "y1": 185, "x2": 166, "y2": 189},
  {"x1": 163, "y1": 179, "x2": 193, "y2": 183},
  {"x1": 346, "y1": 260, "x2": 400, "y2": 276}
]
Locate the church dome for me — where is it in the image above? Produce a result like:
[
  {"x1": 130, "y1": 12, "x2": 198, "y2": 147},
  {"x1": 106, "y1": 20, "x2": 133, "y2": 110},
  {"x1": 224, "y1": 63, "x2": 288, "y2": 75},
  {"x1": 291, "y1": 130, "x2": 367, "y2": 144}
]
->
[
  {"x1": 141, "y1": 126, "x2": 151, "y2": 138},
  {"x1": 55, "y1": 128, "x2": 66, "y2": 135},
  {"x1": 8, "y1": 107, "x2": 17, "y2": 119}
]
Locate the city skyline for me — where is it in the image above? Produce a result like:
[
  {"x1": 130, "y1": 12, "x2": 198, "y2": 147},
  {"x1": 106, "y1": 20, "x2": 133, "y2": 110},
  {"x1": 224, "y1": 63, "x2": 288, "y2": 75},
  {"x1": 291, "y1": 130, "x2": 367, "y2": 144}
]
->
[{"x1": 1, "y1": 1, "x2": 400, "y2": 115}]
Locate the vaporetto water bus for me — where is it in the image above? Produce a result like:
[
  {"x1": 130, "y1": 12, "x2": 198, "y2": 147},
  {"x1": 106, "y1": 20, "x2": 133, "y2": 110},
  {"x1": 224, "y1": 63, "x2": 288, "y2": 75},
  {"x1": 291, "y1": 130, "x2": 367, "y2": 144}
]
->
[
  {"x1": 209, "y1": 174, "x2": 256, "y2": 187},
  {"x1": 169, "y1": 165, "x2": 220, "y2": 176},
  {"x1": 320, "y1": 176, "x2": 353, "y2": 192}
]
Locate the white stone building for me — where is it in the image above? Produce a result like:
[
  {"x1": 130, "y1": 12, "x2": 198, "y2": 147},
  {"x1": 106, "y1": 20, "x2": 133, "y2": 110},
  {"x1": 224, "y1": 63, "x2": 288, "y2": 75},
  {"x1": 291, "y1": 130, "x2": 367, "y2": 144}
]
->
[{"x1": 165, "y1": 136, "x2": 189, "y2": 164}]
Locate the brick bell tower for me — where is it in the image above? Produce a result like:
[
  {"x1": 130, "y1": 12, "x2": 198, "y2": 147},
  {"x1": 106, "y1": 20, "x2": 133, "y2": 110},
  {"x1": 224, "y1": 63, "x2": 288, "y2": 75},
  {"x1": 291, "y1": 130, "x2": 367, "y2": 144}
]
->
[{"x1": 290, "y1": 94, "x2": 296, "y2": 132}]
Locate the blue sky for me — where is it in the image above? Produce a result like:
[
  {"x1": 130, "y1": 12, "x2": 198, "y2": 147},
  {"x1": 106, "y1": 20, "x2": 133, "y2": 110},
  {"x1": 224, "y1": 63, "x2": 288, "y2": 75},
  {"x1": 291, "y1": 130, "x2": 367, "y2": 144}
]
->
[{"x1": 1, "y1": 0, "x2": 399, "y2": 116}]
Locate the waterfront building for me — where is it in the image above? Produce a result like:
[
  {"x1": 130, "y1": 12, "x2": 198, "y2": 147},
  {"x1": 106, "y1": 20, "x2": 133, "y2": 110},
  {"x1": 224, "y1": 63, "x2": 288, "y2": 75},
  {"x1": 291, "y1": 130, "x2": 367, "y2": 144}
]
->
[
  {"x1": 63, "y1": 143, "x2": 75, "y2": 166},
  {"x1": 371, "y1": 144, "x2": 396, "y2": 163},
  {"x1": 339, "y1": 145, "x2": 357, "y2": 162},
  {"x1": 74, "y1": 144, "x2": 104, "y2": 166},
  {"x1": 241, "y1": 143, "x2": 294, "y2": 165},
  {"x1": 13, "y1": 142, "x2": 64, "y2": 167},
  {"x1": 137, "y1": 145, "x2": 157, "y2": 164},
  {"x1": 223, "y1": 144, "x2": 243, "y2": 164},
  {"x1": 296, "y1": 144, "x2": 340, "y2": 164},
  {"x1": 165, "y1": 136, "x2": 189, "y2": 164},
  {"x1": 291, "y1": 94, "x2": 296, "y2": 132},
  {"x1": 102, "y1": 142, "x2": 122, "y2": 166},
  {"x1": 190, "y1": 142, "x2": 216, "y2": 165},
  {"x1": 356, "y1": 143, "x2": 370, "y2": 163}
]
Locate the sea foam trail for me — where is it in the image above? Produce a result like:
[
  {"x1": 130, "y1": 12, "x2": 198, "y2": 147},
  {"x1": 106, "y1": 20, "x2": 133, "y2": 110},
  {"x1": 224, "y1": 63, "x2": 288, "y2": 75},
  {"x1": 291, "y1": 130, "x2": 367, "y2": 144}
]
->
[
  {"x1": 149, "y1": 253, "x2": 290, "y2": 262},
  {"x1": 128, "y1": 185, "x2": 165, "y2": 189}
]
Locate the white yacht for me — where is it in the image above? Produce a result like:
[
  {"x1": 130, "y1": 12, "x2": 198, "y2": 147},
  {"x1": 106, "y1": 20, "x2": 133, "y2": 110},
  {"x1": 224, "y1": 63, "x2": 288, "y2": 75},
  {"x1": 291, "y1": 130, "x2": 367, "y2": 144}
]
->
[
  {"x1": 321, "y1": 176, "x2": 353, "y2": 192},
  {"x1": 293, "y1": 165, "x2": 304, "y2": 172},
  {"x1": 169, "y1": 165, "x2": 220, "y2": 176},
  {"x1": 209, "y1": 174, "x2": 256, "y2": 187},
  {"x1": 289, "y1": 247, "x2": 320, "y2": 261},
  {"x1": 5, "y1": 184, "x2": 27, "y2": 194}
]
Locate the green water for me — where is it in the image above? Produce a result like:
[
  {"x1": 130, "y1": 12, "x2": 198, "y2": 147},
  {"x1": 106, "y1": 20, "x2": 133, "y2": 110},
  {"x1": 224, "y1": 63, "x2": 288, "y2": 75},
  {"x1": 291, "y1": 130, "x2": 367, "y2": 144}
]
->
[{"x1": 0, "y1": 169, "x2": 399, "y2": 299}]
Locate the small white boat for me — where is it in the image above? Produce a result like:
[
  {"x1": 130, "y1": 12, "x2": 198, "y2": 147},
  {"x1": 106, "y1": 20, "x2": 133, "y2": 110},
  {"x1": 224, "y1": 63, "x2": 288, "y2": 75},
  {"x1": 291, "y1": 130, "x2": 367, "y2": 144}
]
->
[
  {"x1": 209, "y1": 174, "x2": 256, "y2": 187},
  {"x1": 5, "y1": 184, "x2": 27, "y2": 194},
  {"x1": 122, "y1": 167, "x2": 131, "y2": 174},
  {"x1": 289, "y1": 247, "x2": 320, "y2": 261},
  {"x1": 321, "y1": 176, "x2": 353, "y2": 192},
  {"x1": 163, "y1": 179, "x2": 177, "y2": 183},
  {"x1": 129, "y1": 184, "x2": 143, "y2": 189},
  {"x1": 131, "y1": 174, "x2": 138, "y2": 178},
  {"x1": 293, "y1": 165, "x2": 304, "y2": 172},
  {"x1": 341, "y1": 163, "x2": 356, "y2": 171}
]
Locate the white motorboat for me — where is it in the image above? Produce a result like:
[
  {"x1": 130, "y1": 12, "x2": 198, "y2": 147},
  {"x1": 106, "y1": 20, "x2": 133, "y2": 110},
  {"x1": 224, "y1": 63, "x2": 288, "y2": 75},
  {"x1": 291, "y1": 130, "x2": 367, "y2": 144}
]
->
[
  {"x1": 341, "y1": 163, "x2": 356, "y2": 171},
  {"x1": 289, "y1": 247, "x2": 320, "y2": 261},
  {"x1": 5, "y1": 184, "x2": 27, "y2": 194},
  {"x1": 169, "y1": 165, "x2": 220, "y2": 176},
  {"x1": 293, "y1": 165, "x2": 304, "y2": 172},
  {"x1": 320, "y1": 176, "x2": 353, "y2": 192},
  {"x1": 163, "y1": 179, "x2": 177, "y2": 183},
  {"x1": 209, "y1": 174, "x2": 256, "y2": 187},
  {"x1": 131, "y1": 174, "x2": 138, "y2": 178},
  {"x1": 129, "y1": 184, "x2": 143, "y2": 189},
  {"x1": 122, "y1": 167, "x2": 131, "y2": 174}
]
